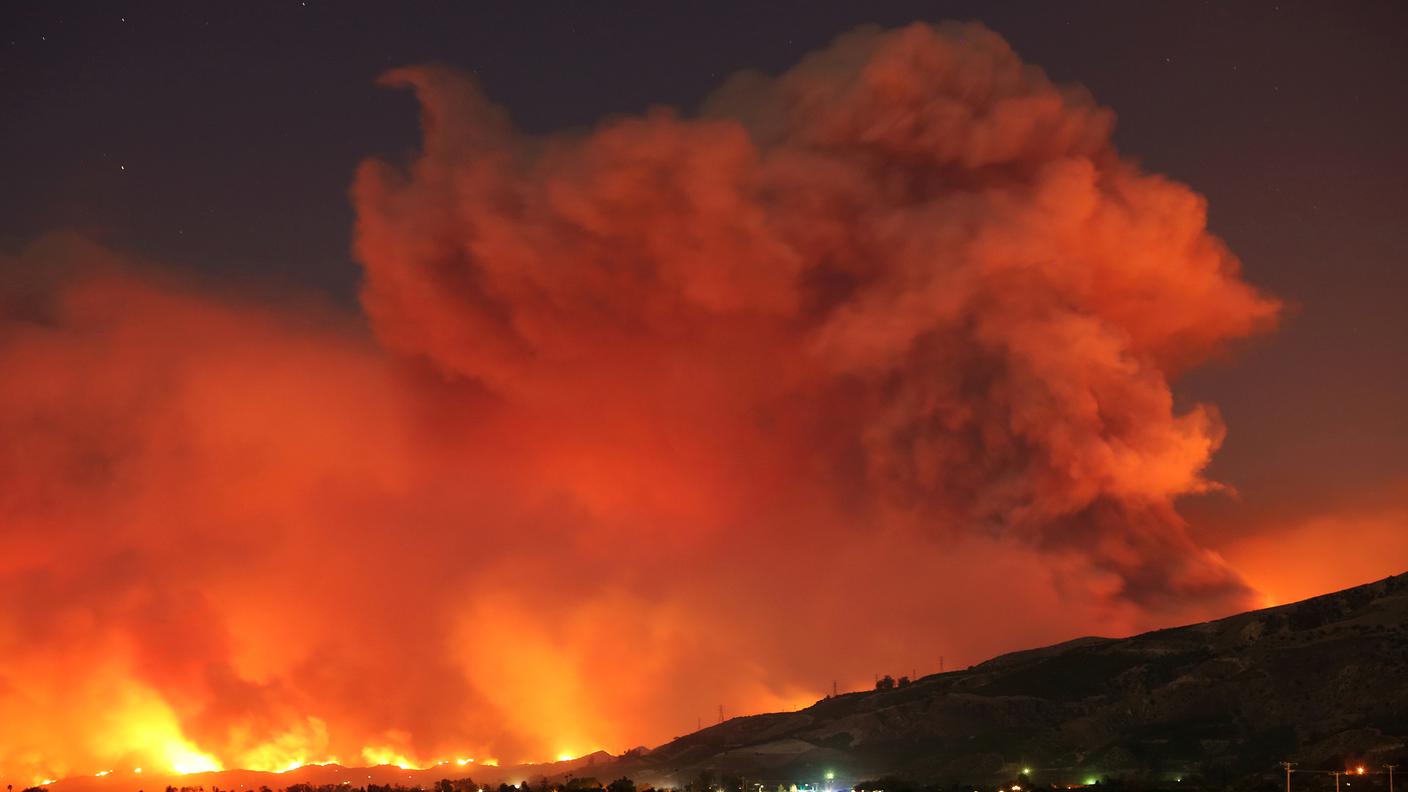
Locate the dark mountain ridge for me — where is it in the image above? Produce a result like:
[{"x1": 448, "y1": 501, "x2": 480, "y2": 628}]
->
[{"x1": 600, "y1": 572, "x2": 1408, "y2": 787}]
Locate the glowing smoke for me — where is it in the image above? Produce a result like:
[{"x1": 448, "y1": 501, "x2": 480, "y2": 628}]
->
[
  {"x1": 0, "y1": 22, "x2": 1277, "y2": 783},
  {"x1": 353, "y1": 22, "x2": 1277, "y2": 605}
]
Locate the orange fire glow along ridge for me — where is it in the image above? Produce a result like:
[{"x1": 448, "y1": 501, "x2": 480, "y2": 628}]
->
[{"x1": 19, "y1": 750, "x2": 542, "y2": 786}]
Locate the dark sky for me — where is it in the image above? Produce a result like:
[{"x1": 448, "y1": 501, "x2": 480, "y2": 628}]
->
[{"x1": 3, "y1": 1, "x2": 1407, "y2": 560}]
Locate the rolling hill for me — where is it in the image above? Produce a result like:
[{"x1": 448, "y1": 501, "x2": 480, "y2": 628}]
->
[{"x1": 600, "y1": 571, "x2": 1408, "y2": 787}]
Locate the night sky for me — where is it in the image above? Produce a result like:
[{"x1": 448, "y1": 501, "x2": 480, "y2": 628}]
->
[{"x1": 1, "y1": 0, "x2": 1406, "y2": 780}]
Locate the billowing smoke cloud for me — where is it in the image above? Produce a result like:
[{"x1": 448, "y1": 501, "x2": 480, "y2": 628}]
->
[
  {"x1": 354, "y1": 22, "x2": 1277, "y2": 604},
  {"x1": 0, "y1": 22, "x2": 1277, "y2": 784}
]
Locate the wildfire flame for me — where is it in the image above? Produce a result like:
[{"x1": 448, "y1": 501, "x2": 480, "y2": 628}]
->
[{"x1": 360, "y1": 746, "x2": 424, "y2": 771}]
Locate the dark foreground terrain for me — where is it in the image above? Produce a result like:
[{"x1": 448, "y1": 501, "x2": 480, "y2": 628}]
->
[{"x1": 601, "y1": 571, "x2": 1408, "y2": 788}]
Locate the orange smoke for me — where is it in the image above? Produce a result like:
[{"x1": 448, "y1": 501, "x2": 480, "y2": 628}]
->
[
  {"x1": 1, "y1": 22, "x2": 1279, "y2": 784},
  {"x1": 353, "y1": 22, "x2": 1278, "y2": 605},
  {"x1": 1221, "y1": 497, "x2": 1408, "y2": 607}
]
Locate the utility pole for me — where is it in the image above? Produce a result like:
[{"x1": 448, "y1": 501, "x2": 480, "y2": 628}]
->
[
  {"x1": 1280, "y1": 762, "x2": 1296, "y2": 792},
  {"x1": 1387, "y1": 765, "x2": 1397, "y2": 792},
  {"x1": 1333, "y1": 770, "x2": 1341, "y2": 792}
]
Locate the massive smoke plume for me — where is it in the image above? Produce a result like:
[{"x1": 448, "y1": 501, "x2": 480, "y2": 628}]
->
[{"x1": 0, "y1": 23, "x2": 1277, "y2": 784}]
